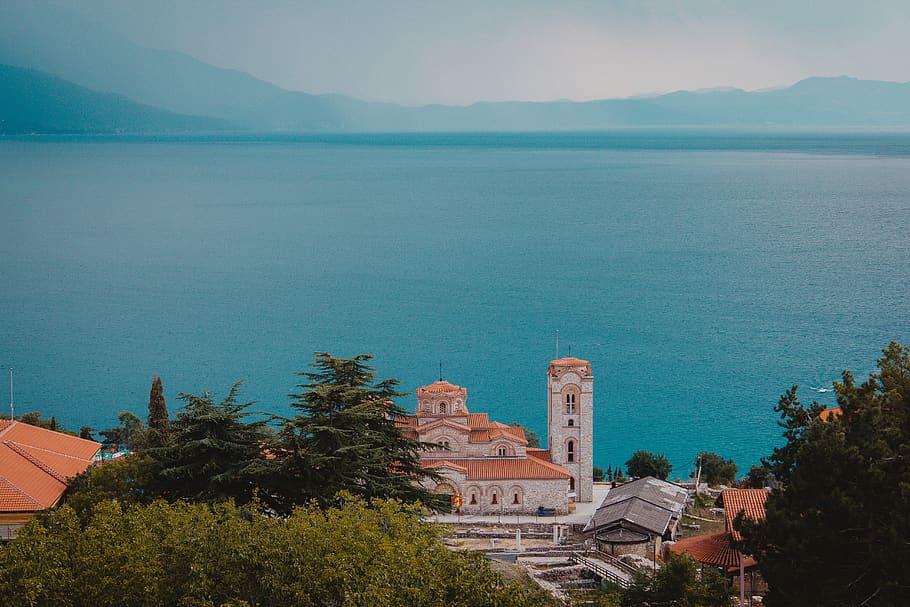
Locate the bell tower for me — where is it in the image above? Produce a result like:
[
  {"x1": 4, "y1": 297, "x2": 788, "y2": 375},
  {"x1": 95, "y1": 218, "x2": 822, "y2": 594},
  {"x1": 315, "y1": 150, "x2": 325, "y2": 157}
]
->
[{"x1": 547, "y1": 357, "x2": 594, "y2": 502}]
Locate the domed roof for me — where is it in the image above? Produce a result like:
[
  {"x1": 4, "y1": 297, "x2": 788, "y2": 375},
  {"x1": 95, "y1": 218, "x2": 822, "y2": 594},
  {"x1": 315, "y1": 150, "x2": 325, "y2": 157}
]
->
[{"x1": 416, "y1": 380, "x2": 467, "y2": 397}]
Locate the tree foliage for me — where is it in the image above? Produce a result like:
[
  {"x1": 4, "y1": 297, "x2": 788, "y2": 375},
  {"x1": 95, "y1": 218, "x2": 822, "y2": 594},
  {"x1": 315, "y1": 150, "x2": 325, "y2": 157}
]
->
[
  {"x1": 625, "y1": 449, "x2": 672, "y2": 480},
  {"x1": 694, "y1": 451, "x2": 738, "y2": 486},
  {"x1": 256, "y1": 353, "x2": 443, "y2": 512},
  {"x1": 619, "y1": 555, "x2": 732, "y2": 607},
  {"x1": 0, "y1": 496, "x2": 548, "y2": 607},
  {"x1": 146, "y1": 382, "x2": 267, "y2": 505},
  {"x1": 98, "y1": 411, "x2": 145, "y2": 451},
  {"x1": 742, "y1": 464, "x2": 774, "y2": 489},
  {"x1": 63, "y1": 454, "x2": 154, "y2": 520},
  {"x1": 509, "y1": 422, "x2": 541, "y2": 448},
  {"x1": 146, "y1": 374, "x2": 170, "y2": 448},
  {"x1": 736, "y1": 342, "x2": 910, "y2": 607}
]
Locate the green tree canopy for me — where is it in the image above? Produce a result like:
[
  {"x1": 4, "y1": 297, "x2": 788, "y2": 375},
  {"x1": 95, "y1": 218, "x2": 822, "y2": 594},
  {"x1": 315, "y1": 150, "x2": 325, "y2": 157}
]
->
[
  {"x1": 694, "y1": 451, "x2": 738, "y2": 486},
  {"x1": 0, "y1": 496, "x2": 549, "y2": 607},
  {"x1": 509, "y1": 422, "x2": 541, "y2": 448},
  {"x1": 625, "y1": 449, "x2": 672, "y2": 480},
  {"x1": 146, "y1": 382, "x2": 267, "y2": 505},
  {"x1": 257, "y1": 353, "x2": 443, "y2": 512},
  {"x1": 736, "y1": 341, "x2": 910, "y2": 607},
  {"x1": 146, "y1": 374, "x2": 170, "y2": 448},
  {"x1": 620, "y1": 555, "x2": 732, "y2": 607}
]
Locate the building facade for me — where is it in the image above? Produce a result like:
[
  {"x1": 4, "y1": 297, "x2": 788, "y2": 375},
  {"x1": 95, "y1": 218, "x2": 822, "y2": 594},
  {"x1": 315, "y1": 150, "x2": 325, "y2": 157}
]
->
[{"x1": 397, "y1": 357, "x2": 595, "y2": 514}]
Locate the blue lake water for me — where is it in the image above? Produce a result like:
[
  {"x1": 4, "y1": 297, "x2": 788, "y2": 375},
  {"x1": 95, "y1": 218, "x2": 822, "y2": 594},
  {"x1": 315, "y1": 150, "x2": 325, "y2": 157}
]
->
[{"x1": 1, "y1": 131, "x2": 909, "y2": 477}]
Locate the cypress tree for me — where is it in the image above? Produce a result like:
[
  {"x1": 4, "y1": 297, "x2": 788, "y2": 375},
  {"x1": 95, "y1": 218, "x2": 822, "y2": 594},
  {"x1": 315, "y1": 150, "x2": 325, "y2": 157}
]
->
[{"x1": 147, "y1": 375, "x2": 170, "y2": 447}]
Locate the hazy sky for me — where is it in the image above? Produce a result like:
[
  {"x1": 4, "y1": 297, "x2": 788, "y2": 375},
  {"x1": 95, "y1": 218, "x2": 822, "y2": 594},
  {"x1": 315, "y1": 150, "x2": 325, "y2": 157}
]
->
[{"x1": 24, "y1": 1, "x2": 910, "y2": 104}]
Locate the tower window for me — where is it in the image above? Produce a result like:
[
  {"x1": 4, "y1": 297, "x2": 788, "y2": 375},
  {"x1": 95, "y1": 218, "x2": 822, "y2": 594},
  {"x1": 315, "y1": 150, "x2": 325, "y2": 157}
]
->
[
  {"x1": 439, "y1": 402, "x2": 447, "y2": 414},
  {"x1": 567, "y1": 419, "x2": 574, "y2": 427},
  {"x1": 567, "y1": 440, "x2": 575, "y2": 463},
  {"x1": 565, "y1": 392, "x2": 576, "y2": 414}
]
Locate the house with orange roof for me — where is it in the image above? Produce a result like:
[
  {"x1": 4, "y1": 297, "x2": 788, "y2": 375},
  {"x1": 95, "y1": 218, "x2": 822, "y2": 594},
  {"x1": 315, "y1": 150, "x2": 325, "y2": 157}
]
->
[
  {"x1": 671, "y1": 487, "x2": 770, "y2": 603},
  {"x1": 396, "y1": 357, "x2": 594, "y2": 514},
  {"x1": 0, "y1": 420, "x2": 101, "y2": 539}
]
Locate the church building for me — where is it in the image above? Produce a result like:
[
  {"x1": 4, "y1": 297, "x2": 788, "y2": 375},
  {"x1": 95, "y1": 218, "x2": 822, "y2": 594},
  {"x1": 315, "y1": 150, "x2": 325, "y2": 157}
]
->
[{"x1": 396, "y1": 357, "x2": 594, "y2": 514}]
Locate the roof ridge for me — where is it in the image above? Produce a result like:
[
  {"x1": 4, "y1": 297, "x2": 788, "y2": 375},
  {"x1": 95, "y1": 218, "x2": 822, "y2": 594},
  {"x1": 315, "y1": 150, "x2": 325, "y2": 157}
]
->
[
  {"x1": 0, "y1": 475, "x2": 43, "y2": 508},
  {"x1": 8, "y1": 440, "x2": 95, "y2": 462},
  {"x1": 4, "y1": 441, "x2": 69, "y2": 483},
  {"x1": 0, "y1": 420, "x2": 16, "y2": 439}
]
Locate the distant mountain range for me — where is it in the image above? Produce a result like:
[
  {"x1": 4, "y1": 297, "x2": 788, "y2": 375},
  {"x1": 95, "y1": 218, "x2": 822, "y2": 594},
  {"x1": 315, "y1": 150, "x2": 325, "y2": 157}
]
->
[{"x1": 2, "y1": 3, "x2": 910, "y2": 134}]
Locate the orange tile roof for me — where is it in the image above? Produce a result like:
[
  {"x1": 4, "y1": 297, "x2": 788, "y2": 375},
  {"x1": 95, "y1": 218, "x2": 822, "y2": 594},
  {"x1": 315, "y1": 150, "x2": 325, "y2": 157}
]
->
[
  {"x1": 818, "y1": 407, "x2": 842, "y2": 421},
  {"x1": 416, "y1": 381, "x2": 467, "y2": 396},
  {"x1": 671, "y1": 532, "x2": 756, "y2": 569},
  {"x1": 527, "y1": 448, "x2": 552, "y2": 462},
  {"x1": 467, "y1": 413, "x2": 490, "y2": 428},
  {"x1": 720, "y1": 488, "x2": 769, "y2": 541},
  {"x1": 0, "y1": 421, "x2": 101, "y2": 512},
  {"x1": 549, "y1": 357, "x2": 592, "y2": 375},
  {"x1": 422, "y1": 454, "x2": 571, "y2": 481}
]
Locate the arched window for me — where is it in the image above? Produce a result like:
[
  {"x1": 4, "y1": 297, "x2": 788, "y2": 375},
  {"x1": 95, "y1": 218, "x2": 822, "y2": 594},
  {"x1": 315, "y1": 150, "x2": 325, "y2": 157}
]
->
[
  {"x1": 569, "y1": 477, "x2": 576, "y2": 491},
  {"x1": 567, "y1": 418, "x2": 574, "y2": 427},
  {"x1": 567, "y1": 440, "x2": 575, "y2": 463},
  {"x1": 497, "y1": 446, "x2": 507, "y2": 456},
  {"x1": 565, "y1": 392, "x2": 576, "y2": 414},
  {"x1": 441, "y1": 440, "x2": 450, "y2": 449},
  {"x1": 491, "y1": 492, "x2": 498, "y2": 505},
  {"x1": 470, "y1": 493, "x2": 477, "y2": 505},
  {"x1": 439, "y1": 402, "x2": 447, "y2": 414},
  {"x1": 513, "y1": 492, "x2": 520, "y2": 504}
]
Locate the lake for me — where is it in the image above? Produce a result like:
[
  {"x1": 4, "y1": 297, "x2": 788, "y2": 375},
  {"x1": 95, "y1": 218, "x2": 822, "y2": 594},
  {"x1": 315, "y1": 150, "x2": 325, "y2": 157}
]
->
[{"x1": 1, "y1": 131, "x2": 908, "y2": 476}]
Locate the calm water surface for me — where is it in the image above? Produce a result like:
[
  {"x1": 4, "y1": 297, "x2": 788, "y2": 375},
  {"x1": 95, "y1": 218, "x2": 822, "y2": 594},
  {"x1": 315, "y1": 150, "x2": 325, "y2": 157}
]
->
[{"x1": 1, "y1": 132, "x2": 908, "y2": 476}]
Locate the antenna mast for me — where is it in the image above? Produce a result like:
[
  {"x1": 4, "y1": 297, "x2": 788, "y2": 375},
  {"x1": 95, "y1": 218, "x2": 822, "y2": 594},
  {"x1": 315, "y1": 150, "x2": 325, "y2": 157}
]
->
[
  {"x1": 8, "y1": 368, "x2": 13, "y2": 421},
  {"x1": 439, "y1": 360, "x2": 443, "y2": 382},
  {"x1": 555, "y1": 330, "x2": 559, "y2": 359}
]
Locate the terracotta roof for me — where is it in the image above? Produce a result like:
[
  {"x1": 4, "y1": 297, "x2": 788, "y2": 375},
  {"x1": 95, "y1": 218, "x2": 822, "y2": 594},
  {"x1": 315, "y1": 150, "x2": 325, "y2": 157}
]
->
[
  {"x1": 818, "y1": 407, "x2": 842, "y2": 421},
  {"x1": 416, "y1": 381, "x2": 467, "y2": 396},
  {"x1": 423, "y1": 455, "x2": 571, "y2": 481},
  {"x1": 393, "y1": 415, "x2": 418, "y2": 429},
  {"x1": 0, "y1": 421, "x2": 100, "y2": 512},
  {"x1": 548, "y1": 357, "x2": 592, "y2": 375},
  {"x1": 467, "y1": 413, "x2": 490, "y2": 428},
  {"x1": 719, "y1": 489, "x2": 769, "y2": 541},
  {"x1": 419, "y1": 418, "x2": 471, "y2": 433},
  {"x1": 487, "y1": 424, "x2": 528, "y2": 445},
  {"x1": 671, "y1": 532, "x2": 756, "y2": 569},
  {"x1": 527, "y1": 448, "x2": 552, "y2": 462}
]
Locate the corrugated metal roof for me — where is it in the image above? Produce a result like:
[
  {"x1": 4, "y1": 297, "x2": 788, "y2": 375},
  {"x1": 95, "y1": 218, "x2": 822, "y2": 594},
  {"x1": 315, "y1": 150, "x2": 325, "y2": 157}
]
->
[
  {"x1": 584, "y1": 477, "x2": 689, "y2": 535},
  {"x1": 599, "y1": 476, "x2": 688, "y2": 513},
  {"x1": 585, "y1": 496, "x2": 674, "y2": 536}
]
